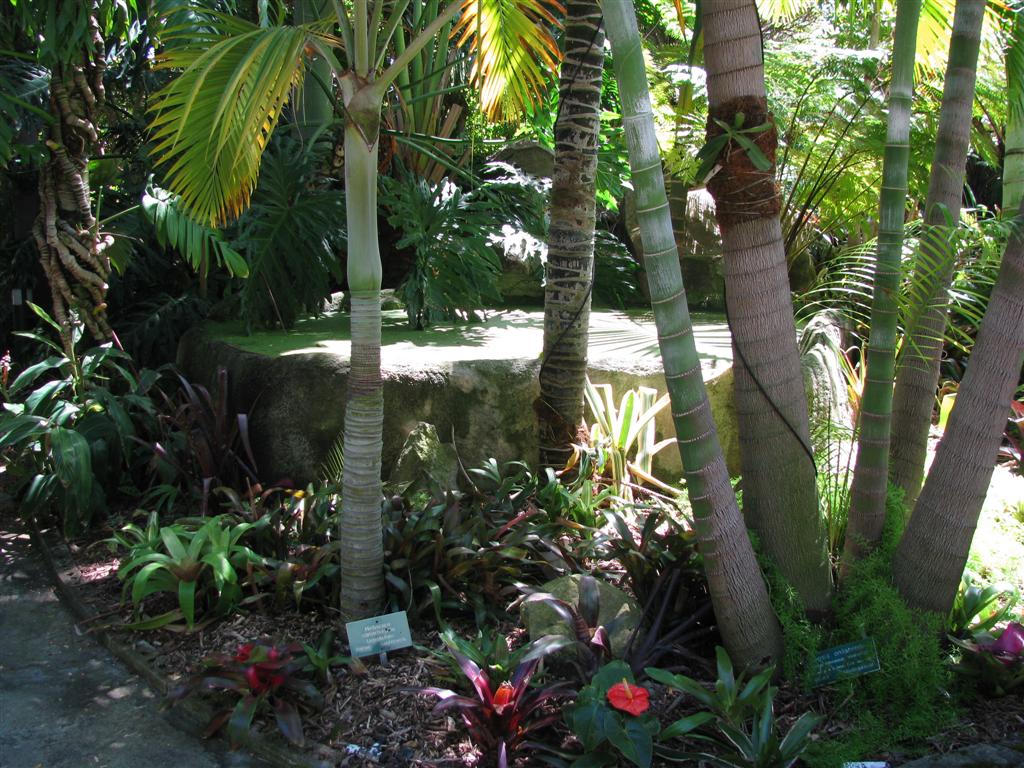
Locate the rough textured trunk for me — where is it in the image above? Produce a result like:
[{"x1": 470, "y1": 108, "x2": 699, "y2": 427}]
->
[
  {"x1": 603, "y1": 0, "x2": 782, "y2": 668},
  {"x1": 32, "y1": 10, "x2": 113, "y2": 355},
  {"x1": 538, "y1": 0, "x2": 605, "y2": 469},
  {"x1": 841, "y1": 0, "x2": 921, "y2": 576},
  {"x1": 1004, "y1": 10, "x2": 1024, "y2": 212},
  {"x1": 701, "y1": 0, "x2": 831, "y2": 614},
  {"x1": 889, "y1": 0, "x2": 986, "y2": 505},
  {"x1": 893, "y1": 199, "x2": 1024, "y2": 614}
]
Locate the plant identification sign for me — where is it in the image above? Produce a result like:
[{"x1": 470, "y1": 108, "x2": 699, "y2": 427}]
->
[
  {"x1": 345, "y1": 611, "x2": 412, "y2": 658},
  {"x1": 811, "y1": 638, "x2": 880, "y2": 687}
]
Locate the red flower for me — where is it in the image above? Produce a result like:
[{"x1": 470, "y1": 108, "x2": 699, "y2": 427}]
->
[
  {"x1": 245, "y1": 665, "x2": 268, "y2": 693},
  {"x1": 234, "y1": 643, "x2": 255, "y2": 663},
  {"x1": 491, "y1": 682, "x2": 516, "y2": 715},
  {"x1": 607, "y1": 680, "x2": 650, "y2": 716}
]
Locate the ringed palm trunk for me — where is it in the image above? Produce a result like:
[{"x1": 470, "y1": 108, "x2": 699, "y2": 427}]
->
[
  {"x1": 603, "y1": 0, "x2": 782, "y2": 668},
  {"x1": 700, "y1": 0, "x2": 831, "y2": 614},
  {"x1": 1004, "y1": 10, "x2": 1024, "y2": 212},
  {"x1": 893, "y1": 200, "x2": 1024, "y2": 613},
  {"x1": 539, "y1": 0, "x2": 605, "y2": 469},
  {"x1": 841, "y1": 0, "x2": 921, "y2": 576},
  {"x1": 889, "y1": 0, "x2": 986, "y2": 505}
]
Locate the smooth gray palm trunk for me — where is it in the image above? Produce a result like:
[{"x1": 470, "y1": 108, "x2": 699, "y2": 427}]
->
[
  {"x1": 701, "y1": 0, "x2": 831, "y2": 614},
  {"x1": 841, "y1": 0, "x2": 920, "y2": 574},
  {"x1": 1005, "y1": 11, "x2": 1024, "y2": 212},
  {"x1": 889, "y1": 0, "x2": 986, "y2": 505},
  {"x1": 603, "y1": 0, "x2": 782, "y2": 668},
  {"x1": 539, "y1": 0, "x2": 605, "y2": 469},
  {"x1": 893, "y1": 200, "x2": 1024, "y2": 614}
]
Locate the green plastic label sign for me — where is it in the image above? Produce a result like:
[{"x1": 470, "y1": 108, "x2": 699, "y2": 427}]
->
[
  {"x1": 345, "y1": 611, "x2": 412, "y2": 658},
  {"x1": 811, "y1": 638, "x2": 880, "y2": 687}
]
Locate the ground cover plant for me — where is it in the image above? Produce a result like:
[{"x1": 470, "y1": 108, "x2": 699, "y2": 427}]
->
[{"x1": 2, "y1": 0, "x2": 1023, "y2": 766}]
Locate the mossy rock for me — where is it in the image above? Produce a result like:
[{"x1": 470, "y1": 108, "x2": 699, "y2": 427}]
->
[
  {"x1": 389, "y1": 422, "x2": 458, "y2": 492},
  {"x1": 523, "y1": 575, "x2": 641, "y2": 656}
]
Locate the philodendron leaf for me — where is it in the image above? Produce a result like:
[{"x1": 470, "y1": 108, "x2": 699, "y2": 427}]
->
[
  {"x1": 607, "y1": 716, "x2": 655, "y2": 768},
  {"x1": 566, "y1": 698, "x2": 615, "y2": 751}
]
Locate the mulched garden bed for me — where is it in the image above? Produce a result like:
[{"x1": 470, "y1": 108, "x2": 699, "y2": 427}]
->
[{"x1": 26, "y1": 515, "x2": 1024, "y2": 768}]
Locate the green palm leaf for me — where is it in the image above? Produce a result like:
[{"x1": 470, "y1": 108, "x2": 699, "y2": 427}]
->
[
  {"x1": 452, "y1": 0, "x2": 564, "y2": 122},
  {"x1": 148, "y1": 13, "x2": 316, "y2": 226}
]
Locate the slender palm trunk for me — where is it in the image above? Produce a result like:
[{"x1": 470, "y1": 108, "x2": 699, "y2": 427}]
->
[
  {"x1": 701, "y1": 0, "x2": 831, "y2": 614},
  {"x1": 893, "y1": 200, "x2": 1024, "y2": 614},
  {"x1": 1004, "y1": 10, "x2": 1024, "y2": 212},
  {"x1": 889, "y1": 0, "x2": 986, "y2": 505},
  {"x1": 841, "y1": 0, "x2": 921, "y2": 575},
  {"x1": 539, "y1": 0, "x2": 604, "y2": 469},
  {"x1": 603, "y1": 0, "x2": 782, "y2": 668}
]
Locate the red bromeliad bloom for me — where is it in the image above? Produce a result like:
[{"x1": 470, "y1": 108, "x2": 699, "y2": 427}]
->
[
  {"x1": 607, "y1": 680, "x2": 650, "y2": 716},
  {"x1": 234, "y1": 643, "x2": 255, "y2": 663},
  {"x1": 491, "y1": 682, "x2": 516, "y2": 715}
]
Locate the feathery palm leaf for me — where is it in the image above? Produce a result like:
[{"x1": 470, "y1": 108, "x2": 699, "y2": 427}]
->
[
  {"x1": 148, "y1": 13, "x2": 328, "y2": 226},
  {"x1": 452, "y1": 0, "x2": 564, "y2": 121},
  {"x1": 141, "y1": 183, "x2": 249, "y2": 277}
]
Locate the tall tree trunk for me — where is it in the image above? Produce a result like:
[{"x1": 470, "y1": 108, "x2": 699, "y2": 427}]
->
[
  {"x1": 538, "y1": 0, "x2": 605, "y2": 469},
  {"x1": 338, "y1": 12, "x2": 386, "y2": 617},
  {"x1": 603, "y1": 0, "x2": 782, "y2": 668},
  {"x1": 893, "y1": 199, "x2": 1024, "y2": 614},
  {"x1": 841, "y1": 0, "x2": 921, "y2": 576},
  {"x1": 32, "y1": 9, "x2": 113, "y2": 355},
  {"x1": 700, "y1": 0, "x2": 831, "y2": 614},
  {"x1": 295, "y1": 0, "x2": 333, "y2": 142},
  {"x1": 889, "y1": 0, "x2": 986, "y2": 505},
  {"x1": 1004, "y1": 9, "x2": 1024, "y2": 212}
]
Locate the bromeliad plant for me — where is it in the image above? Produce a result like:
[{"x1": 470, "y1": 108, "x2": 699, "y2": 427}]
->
[
  {"x1": 576, "y1": 379, "x2": 675, "y2": 502},
  {"x1": 113, "y1": 513, "x2": 264, "y2": 630},
  {"x1": 948, "y1": 573, "x2": 1020, "y2": 638},
  {"x1": 418, "y1": 634, "x2": 575, "y2": 767},
  {"x1": 169, "y1": 639, "x2": 323, "y2": 747},
  {"x1": 950, "y1": 621, "x2": 1024, "y2": 697}
]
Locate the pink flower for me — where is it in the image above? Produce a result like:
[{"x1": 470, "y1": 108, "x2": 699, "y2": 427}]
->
[
  {"x1": 990, "y1": 622, "x2": 1024, "y2": 658},
  {"x1": 607, "y1": 680, "x2": 650, "y2": 716}
]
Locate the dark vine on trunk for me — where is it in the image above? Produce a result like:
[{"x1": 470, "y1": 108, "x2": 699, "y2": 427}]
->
[{"x1": 32, "y1": 11, "x2": 113, "y2": 355}]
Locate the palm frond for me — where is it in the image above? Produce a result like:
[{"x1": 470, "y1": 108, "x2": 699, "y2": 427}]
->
[
  {"x1": 141, "y1": 183, "x2": 249, "y2": 277},
  {"x1": 147, "y1": 12, "x2": 316, "y2": 226},
  {"x1": 757, "y1": 0, "x2": 816, "y2": 22},
  {"x1": 452, "y1": 0, "x2": 564, "y2": 122}
]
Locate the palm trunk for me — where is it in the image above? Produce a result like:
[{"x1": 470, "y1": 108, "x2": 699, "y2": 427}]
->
[
  {"x1": 701, "y1": 0, "x2": 831, "y2": 614},
  {"x1": 538, "y1": 0, "x2": 605, "y2": 469},
  {"x1": 1004, "y1": 10, "x2": 1024, "y2": 212},
  {"x1": 339, "y1": 116, "x2": 385, "y2": 618},
  {"x1": 841, "y1": 0, "x2": 921, "y2": 575},
  {"x1": 889, "y1": 0, "x2": 986, "y2": 505},
  {"x1": 893, "y1": 200, "x2": 1024, "y2": 614},
  {"x1": 603, "y1": 0, "x2": 782, "y2": 668}
]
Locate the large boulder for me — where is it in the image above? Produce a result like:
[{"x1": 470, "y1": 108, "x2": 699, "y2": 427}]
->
[
  {"x1": 389, "y1": 422, "x2": 458, "y2": 492},
  {"x1": 176, "y1": 309, "x2": 739, "y2": 485},
  {"x1": 522, "y1": 575, "x2": 641, "y2": 656}
]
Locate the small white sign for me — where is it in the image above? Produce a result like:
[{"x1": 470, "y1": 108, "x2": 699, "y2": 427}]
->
[{"x1": 843, "y1": 763, "x2": 889, "y2": 768}]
